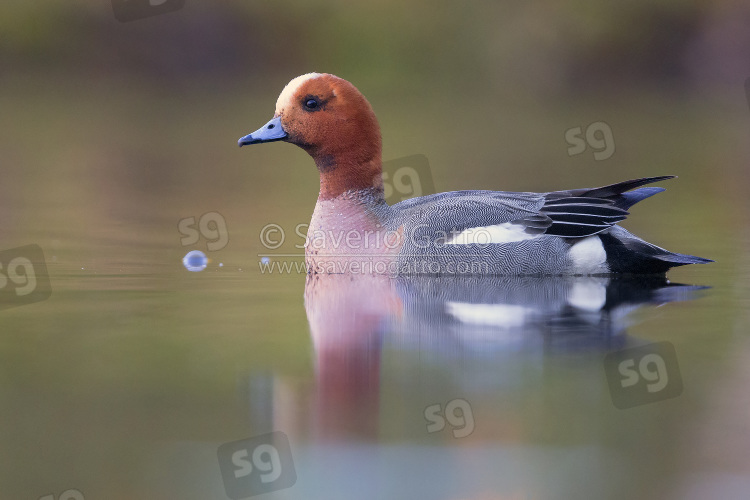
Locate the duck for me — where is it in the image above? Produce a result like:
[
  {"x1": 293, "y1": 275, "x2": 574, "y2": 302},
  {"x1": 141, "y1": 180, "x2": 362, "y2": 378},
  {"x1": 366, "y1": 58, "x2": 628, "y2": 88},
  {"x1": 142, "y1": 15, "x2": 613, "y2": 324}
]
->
[{"x1": 238, "y1": 73, "x2": 712, "y2": 275}]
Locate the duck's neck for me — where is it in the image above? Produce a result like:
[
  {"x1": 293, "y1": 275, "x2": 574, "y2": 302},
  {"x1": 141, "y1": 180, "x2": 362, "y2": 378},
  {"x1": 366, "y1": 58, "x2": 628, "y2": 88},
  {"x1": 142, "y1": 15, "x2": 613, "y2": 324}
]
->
[{"x1": 312, "y1": 150, "x2": 384, "y2": 201}]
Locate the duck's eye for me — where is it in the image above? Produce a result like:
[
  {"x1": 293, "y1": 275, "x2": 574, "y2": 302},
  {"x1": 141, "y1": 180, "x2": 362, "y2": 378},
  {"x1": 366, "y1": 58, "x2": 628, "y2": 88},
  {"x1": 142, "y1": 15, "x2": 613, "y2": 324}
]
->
[{"x1": 304, "y1": 98, "x2": 319, "y2": 110}]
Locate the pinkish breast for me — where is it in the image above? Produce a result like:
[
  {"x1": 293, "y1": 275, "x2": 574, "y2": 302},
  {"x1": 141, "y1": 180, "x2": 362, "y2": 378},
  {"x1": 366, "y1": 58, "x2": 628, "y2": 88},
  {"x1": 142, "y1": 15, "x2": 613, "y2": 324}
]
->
[{"x1": 304, "y1": 189, "x2": 402, "y2": 274}]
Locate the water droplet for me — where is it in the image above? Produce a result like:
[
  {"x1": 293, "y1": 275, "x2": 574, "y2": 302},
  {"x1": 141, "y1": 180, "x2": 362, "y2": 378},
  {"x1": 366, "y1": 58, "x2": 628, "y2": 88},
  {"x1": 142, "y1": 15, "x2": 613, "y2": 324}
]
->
[
  {"x1": 183, "y1": 250, "x2": 208, "y2": 272},
  {"x1": 261, "y1": 257, "x2": 270, "y2": 265}
]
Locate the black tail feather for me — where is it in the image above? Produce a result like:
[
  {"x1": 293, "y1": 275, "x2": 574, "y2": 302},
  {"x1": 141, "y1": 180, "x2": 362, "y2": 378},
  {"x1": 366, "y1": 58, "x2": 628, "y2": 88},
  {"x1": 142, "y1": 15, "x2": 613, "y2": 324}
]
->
[
  {"x1": 600, "y1": 231, "x2": 712, "y2": 273},
  {"x1": 653, "y1": 252, "x2": 714, "y2": 265},
  {"x1": 582, "y1": 176, "x2": 676, "y2": 198},
  {"x1": 546, "y1": 176, "x2": 675, "y2": 216}
]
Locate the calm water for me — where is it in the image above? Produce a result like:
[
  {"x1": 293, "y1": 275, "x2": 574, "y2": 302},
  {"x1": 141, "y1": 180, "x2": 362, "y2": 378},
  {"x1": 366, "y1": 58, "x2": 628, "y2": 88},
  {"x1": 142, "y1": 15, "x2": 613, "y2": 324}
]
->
[{"x1": 1, "y1": 76, "x2": 749, "y2": 500}]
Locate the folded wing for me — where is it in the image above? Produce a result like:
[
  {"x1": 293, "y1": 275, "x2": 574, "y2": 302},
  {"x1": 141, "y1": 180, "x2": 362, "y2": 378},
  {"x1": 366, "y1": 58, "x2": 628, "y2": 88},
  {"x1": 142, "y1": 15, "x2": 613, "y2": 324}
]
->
[{"x1": 392, "y1": 176, "x2": 675, "y2": 241}]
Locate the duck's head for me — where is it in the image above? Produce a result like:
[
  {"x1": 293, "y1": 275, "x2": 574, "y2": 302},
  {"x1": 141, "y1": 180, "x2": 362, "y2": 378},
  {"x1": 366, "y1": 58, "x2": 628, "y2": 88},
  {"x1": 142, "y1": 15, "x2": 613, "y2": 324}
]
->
[{"x1": 239, "y1": 73, "x2": 383, "y2": 200}]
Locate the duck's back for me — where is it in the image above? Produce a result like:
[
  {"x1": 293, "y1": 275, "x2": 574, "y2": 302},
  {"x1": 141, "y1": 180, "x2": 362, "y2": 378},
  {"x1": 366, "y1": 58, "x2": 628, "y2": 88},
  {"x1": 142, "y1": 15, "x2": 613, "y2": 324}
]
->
[{"x1": 385, "y1": 178, "x2": 711, "y2": 275}]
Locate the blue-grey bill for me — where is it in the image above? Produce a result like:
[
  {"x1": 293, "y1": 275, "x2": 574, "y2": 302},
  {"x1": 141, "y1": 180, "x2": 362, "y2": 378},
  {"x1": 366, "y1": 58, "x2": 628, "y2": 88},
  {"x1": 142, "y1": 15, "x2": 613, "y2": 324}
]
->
[{"x1": 238, "y1": 116, "x2": 288, "y2": 146}]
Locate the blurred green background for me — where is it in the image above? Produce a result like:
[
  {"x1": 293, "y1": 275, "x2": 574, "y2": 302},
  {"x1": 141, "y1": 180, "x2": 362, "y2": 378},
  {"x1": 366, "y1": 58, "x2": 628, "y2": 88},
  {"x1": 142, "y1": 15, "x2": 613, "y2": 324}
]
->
[{"x1": 0, "y1": 1, "x2": 749, "y2": 499}]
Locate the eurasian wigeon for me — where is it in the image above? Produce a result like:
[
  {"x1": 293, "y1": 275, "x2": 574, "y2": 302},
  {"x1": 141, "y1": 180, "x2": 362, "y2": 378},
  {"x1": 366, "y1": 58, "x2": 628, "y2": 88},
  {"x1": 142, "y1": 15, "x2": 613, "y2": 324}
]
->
[{"x1": 239, "y1": 73, "x2": 711, "y2": 275}]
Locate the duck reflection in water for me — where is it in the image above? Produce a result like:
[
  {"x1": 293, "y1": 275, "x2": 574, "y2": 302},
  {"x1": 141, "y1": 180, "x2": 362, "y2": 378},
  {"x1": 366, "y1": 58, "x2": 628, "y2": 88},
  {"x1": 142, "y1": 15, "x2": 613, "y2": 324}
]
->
[{"x1": 305, "y1": 273, "x2": 706, "y2": 440}]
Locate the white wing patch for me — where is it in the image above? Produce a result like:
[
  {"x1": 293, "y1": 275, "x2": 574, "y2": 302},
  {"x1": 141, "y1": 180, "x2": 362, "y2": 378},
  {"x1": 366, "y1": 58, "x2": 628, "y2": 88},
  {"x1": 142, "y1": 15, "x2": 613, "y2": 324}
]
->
[
  {"x1": 568, "y1": 236, "x2": 608, "y2": 274},
  {"x1": 276, "y1": 73, "x2": 322, "y2": 114},
  {"x1": 445, "y1": 222, "x2": 539, "y2": 245},
  {"x1": 446, "y1": 301, "x2": 534, "y2": 327}
]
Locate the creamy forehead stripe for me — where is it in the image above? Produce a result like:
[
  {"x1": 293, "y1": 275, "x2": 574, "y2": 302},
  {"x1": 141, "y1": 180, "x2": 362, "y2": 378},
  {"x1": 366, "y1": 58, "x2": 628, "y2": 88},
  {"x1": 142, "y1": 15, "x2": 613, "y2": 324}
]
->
[{"x1": 276, "y1": 73, "x2": 322, "y2": 113}]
